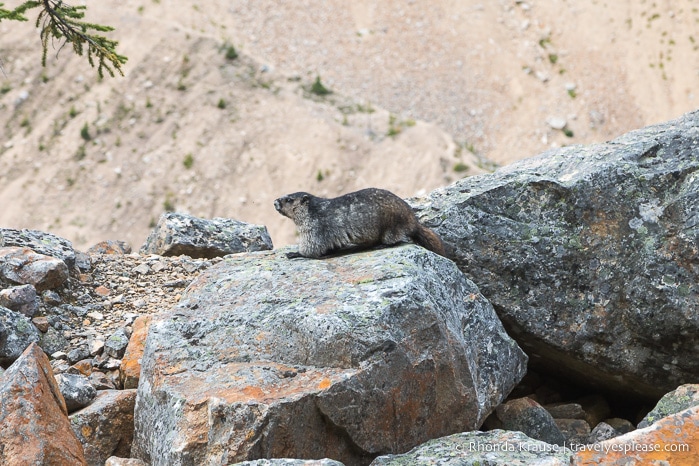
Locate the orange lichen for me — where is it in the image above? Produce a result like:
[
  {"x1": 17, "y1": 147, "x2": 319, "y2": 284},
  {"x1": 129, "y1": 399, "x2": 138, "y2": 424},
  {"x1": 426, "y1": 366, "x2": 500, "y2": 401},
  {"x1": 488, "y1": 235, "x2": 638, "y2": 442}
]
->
[
  {"x1": 572, "y1": 405, "x2": 699, "y2": 465},
  {"x1": 318, "y1": 378, "x2": 332, "y2": 390}
]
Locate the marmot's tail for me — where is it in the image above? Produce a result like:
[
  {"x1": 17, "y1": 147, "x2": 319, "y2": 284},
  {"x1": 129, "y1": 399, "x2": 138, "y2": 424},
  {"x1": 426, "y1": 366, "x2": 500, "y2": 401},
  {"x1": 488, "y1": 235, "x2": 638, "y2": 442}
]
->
[{"x1": 412, "y1": 225, "x2": 447, "y2": 258}]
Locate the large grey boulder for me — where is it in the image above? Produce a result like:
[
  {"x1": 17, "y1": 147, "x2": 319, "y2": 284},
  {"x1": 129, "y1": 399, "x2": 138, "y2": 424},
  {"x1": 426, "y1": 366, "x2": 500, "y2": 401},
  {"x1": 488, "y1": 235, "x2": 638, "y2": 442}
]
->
[
  {"x1": 0, "y1": 246, "x2": 69, "y2": 291},
  {"x1": 370, "y1": 430, "x2": 570, "y2": 465},
  {"x1": 140, "y1": 212, "x2": 273, "y2": 258},
  {"x1": 0, "y1": 228, "x2": 76, "y2": 269},
  {"x1": 637, "y1": 384, "x2": 699, "y2": 428},
  {"x1": 0, "y1": 343, "x2": 87, "y2": 465},
  {"x1": 132, "y1": 246, "x2": 527, "y2": 465},
  {"x1": 415, "y1": 110, "x2": 699, "y2": 399}
]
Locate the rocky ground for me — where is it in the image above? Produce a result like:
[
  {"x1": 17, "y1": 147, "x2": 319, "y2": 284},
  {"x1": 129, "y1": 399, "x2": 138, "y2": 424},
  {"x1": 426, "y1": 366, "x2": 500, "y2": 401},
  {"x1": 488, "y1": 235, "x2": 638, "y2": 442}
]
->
[
  {"x1": 1, "y1": 0, "x2": 698, "y2": 251},
  {"x1": 45, "y1": 251, "x2": 218, "y2": 384}
]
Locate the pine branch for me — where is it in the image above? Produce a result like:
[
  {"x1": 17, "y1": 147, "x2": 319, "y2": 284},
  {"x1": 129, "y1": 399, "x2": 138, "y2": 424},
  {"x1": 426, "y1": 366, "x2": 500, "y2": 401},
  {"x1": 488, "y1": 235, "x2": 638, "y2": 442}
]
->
[
  {"x1": 0, "y1": 1, "x2": 40, "y2": 21},
  {"x1": 1, "y1": 0, "x2": 127, "y2": 78}
]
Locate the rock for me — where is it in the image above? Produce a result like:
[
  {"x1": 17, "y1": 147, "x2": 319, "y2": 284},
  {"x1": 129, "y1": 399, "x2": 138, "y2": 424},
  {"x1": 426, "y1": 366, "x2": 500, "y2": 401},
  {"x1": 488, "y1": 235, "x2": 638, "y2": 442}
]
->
[
  {"x1": 140, "y1": 212, "x2": 273, "y2": 258},
  {"x1": 0, "y1": 305, "x2": 41, "y2": 366},
  {"x1": 571, "y1": 404, "x2": 699, "y2": 464},
  {"x1": 68, "y1": 359, "x2": 95, "y2": 377},
  {"x1": 119, "y1": 315, "x2": 151, "y2": 389},
  {"x1": 415, "y1": 110, "x2": 699, "y2": 399},
  {"x1": 75, "y1": 250, "x2": 92, "y2": 272},
  {"x1": 62, "y1": 303, "x2": 89, "y2": 317},
  {"x1": 67, "y1": 345, "x2": 91, "y2": 364},
  {"x1": 92, "y1": 288, "x2": 110, "y2": 298},
  {"x1": 236, "y1": 461, "x2": 345, "y2": 466},
  {"x1": 42, "y1": 289, "x2": 63, "y2": 305},
  {"x1": 39, "y1": 325, "x2": 71, "y2": 355},
  {"x1": 132, "y1": 246, "x2": 527, "y2": 465},
  {"x1": 0, "y1": 246, "x2": 69, "y2": 291},
  {"x1": 0, "y1": 283, "x2": 39, "y2": 316},
  {"x1": 89, "y1": 371, "x2": 117, "y2": 390},
  {"x1": 371, "y1": 430, "x2": 571, "y2": 465},
  {"x1": 496, "y1": 397, "x2": 567, "y2": 446},
  {"x1": 87, "y1": 240, "x2": 133, "y2": 255},
  {"x1": 89, "y1": 337, "x2": 105, "y2": 356},
  {"x1": 587, "y1": 421, "x2": 618, "y2": 443},
  {"x1": 638, "y1": 383, "x2": 699, "y2": 428},
  {"x1": 0, "y1": 342, "x2": 87, "y2": 465},
  {"x1": 70, "y1": 389, "x2": 137, "y2": 466},
  {"x1": 0, "y1": 228, "x2": 76, "y2": 269},
  {"x1": 544, "y1": 402, "x2": 586, "y2": 420},
  {"x1": 132, "y1": 263, "x2": 150, "y2": 275},
  {"x1": 104, "y1": 328, "x2": 130, "y2": 358},
  {"x1": 604, "y1": 417, "x2": 635, "y2": 434},
  {"x1": 105, "y1": 369, "x2": 122, "y2": 390},
  {"x1": 56, "y1": 372, "x2": 98, "y2": 413},
  {"x1": 51, "y1": 358, "x2": 71, "y2": 374},
  {"x1": 105, "y1": 458, "x2": 147, "y2": 466},
  {"x1": 546, "y1": 116, "x2": 567, "y2": 130},
  {"x1": 102, "y1": 357, "x2": 122, "y2": 371},
  {"x1": 52, "y1": 350, "x2": 69, "y2": 360},
  {"x1": 32, "y1": 315, "x2": 50, "y2": 332},
  {"x1": 554, "y1": 418, "x2": 590, "y2": 445}
]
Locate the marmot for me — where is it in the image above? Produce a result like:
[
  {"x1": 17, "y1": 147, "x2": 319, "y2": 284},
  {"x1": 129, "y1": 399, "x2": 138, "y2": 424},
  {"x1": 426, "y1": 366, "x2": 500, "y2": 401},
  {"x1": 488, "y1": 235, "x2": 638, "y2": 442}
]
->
[{"x1": 274, "y1": 188, "x2": 446, "y2": 258}]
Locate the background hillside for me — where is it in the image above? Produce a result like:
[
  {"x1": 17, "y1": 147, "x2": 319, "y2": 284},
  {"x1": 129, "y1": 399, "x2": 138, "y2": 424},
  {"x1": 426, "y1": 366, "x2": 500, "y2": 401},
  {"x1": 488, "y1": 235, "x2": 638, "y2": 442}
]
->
[{"x1": 1, "y1": 0, "x2": 697, "y2": 249}]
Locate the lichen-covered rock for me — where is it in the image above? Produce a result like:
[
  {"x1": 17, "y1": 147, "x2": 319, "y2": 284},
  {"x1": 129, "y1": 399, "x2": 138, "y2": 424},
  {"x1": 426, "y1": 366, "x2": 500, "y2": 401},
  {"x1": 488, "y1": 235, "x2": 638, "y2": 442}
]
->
[
  {"x1": 67, "y1": 345, "x2": 92, "y2": 364},
  {"x1": 236, "y1": 460, "x2": 345, "y2": 466},
  {"x1": 104, "y1": 328, "x2": 130, "y2": 359},
  {"x1": 496, "y1": 397, "x2": 567, "y2": 446},
  {"x1": 638, "y1": 384, "x2": 699, "y2": 428},
  {"x1": 415, "y1": 110, "x2": 699, "y2": 399},
  {"x1": 56, "y1": 372, "x2": 98, "y2": 413},
  {"x1": 370, "y1": 430, "x2": 571, "y2": 465},
  {"x1": 140, "y1": 212, "x2": 273, "y2": 258},
  {"x1": 571, "y1": 404, "x2": 699, "y2": 465},
  {"x1": 0, "y1": 246, "x2": 69, "y2": 291},
  {"x1": 0, "y1": 342, "x2": 87, "y2": 465},
  {"x1": 39, "y1": 325, "x2": 71, "y2": 355},
  {"x1": 0, "y1": 305, "x2": 41, "y2": 366},
  {"x1": 132, "y1": 246, "x2": 527, "y2": 465},
  {"x1": 119, "y1": 316, "x2": 152, "y2": 389},
  {"x1": 70, "y1": 389, "x2": 137, "y2": 466},
  {"x1": 0, "y1": 228, "x2": 76, "y2": 269},
  {"x1": 0, "y1": 283, "x2": 39, "y2": 317}
]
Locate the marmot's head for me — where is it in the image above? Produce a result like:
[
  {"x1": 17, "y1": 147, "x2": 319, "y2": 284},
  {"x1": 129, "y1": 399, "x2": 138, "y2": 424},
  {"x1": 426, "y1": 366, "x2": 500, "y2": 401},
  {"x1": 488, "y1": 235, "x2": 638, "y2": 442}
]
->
[{"x1": 274, "y1": 192, "x2": 311, "y2": 222}]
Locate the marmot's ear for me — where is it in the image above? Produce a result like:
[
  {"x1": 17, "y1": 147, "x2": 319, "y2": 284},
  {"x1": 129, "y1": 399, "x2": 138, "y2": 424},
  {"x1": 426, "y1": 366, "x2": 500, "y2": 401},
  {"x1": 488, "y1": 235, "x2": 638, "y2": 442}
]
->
[{"x1": 301, "y1": 194, "x2": 310, "y2": 204}]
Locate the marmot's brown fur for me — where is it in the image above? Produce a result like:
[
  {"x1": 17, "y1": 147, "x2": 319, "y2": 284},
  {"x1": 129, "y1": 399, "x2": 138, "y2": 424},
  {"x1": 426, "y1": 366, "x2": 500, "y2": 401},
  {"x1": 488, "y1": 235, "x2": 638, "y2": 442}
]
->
[{"x1": 274, "y1": 188, "x2": 446, "y2": 259}]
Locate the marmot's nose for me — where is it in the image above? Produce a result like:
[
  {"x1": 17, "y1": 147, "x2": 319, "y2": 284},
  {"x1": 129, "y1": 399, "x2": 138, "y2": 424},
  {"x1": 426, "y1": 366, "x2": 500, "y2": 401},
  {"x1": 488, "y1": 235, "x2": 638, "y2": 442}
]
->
[{"x1": 273, "y1": 199, "x2": 282, "y2": 211}]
